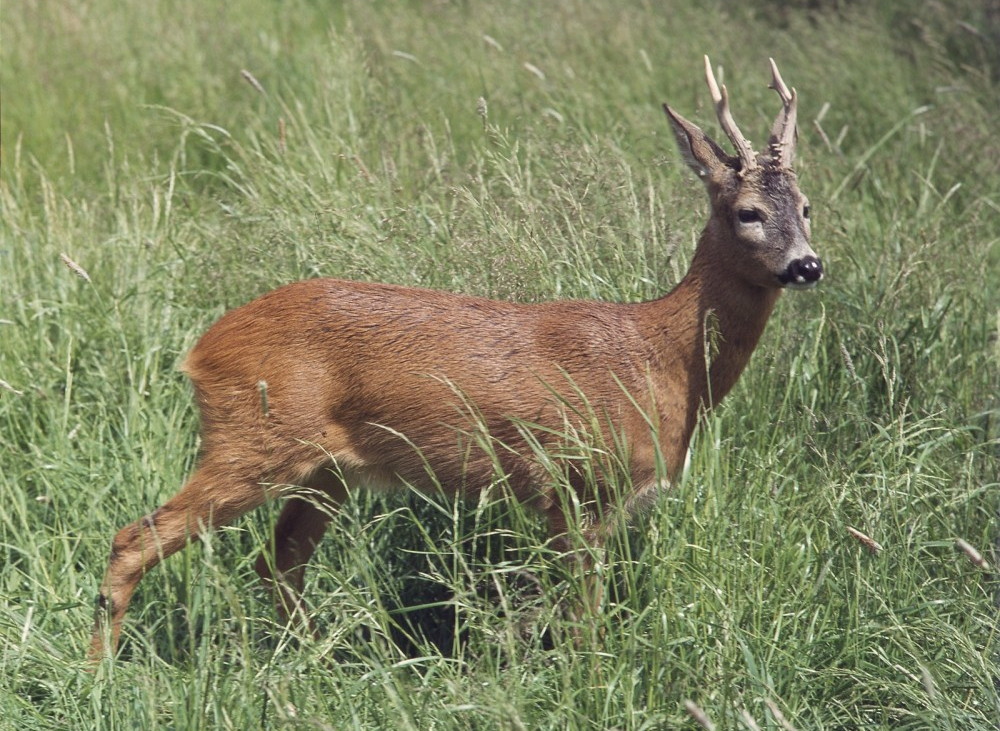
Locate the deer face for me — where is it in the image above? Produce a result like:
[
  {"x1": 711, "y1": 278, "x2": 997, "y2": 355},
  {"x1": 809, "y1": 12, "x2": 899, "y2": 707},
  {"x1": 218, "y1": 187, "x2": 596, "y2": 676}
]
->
[{"x1": 721, "y1": 166, "x2": 822, "y2": 290}]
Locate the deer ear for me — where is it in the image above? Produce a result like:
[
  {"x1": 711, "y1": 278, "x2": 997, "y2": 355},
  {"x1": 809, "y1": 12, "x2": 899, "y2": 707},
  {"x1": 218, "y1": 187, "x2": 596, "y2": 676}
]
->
[{"x1": 663, "y1": 104, "x2": 733, "y2": 181}]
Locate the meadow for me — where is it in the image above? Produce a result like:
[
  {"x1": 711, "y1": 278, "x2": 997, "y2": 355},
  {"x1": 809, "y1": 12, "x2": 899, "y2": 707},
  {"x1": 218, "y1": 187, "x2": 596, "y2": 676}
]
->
[{"x1": 1, "y1": 0, "x2": 998, "y2": 728}]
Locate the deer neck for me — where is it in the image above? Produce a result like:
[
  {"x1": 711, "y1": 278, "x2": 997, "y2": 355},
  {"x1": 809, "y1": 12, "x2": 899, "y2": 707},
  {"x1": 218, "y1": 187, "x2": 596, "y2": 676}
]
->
[{"x1": 640, "y1": 229, "x2": 781, "y2": 416}]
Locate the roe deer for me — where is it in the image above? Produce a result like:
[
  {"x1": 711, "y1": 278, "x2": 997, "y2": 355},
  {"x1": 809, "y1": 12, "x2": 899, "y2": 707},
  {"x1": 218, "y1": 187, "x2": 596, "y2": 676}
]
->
[{"x1": 89, "y1": 56, "x2": 822, "y2": 661}]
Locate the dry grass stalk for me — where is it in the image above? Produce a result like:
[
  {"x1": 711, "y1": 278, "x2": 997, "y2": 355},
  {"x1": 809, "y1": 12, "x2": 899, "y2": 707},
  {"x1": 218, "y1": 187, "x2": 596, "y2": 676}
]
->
[
  {"x1": 739, "y1": 707, "x2": 762, "y2": 731},
  {"x1": 954, "y1": 538, "x2": 990, "y2": 570},
  {"x1": 523, "y1": 62, "x2": 545, "y2": 80},
  {"x1": 846, "y1": 526, "x2": 883, "y2": 554},
  {"x1": 240, "y1": 69, "x2": 266, "y2": 95},
  {"x1": 482, "y1": 34, "x2": 503, "y2": 52},
  {"x1": 684, "y1": 700, "x2": 716, "y2": 731},
  {"x1": 765, "y1": 699, "x2": 799, "y2": 731},
  {"x1": 0, "y1": 379, "x2": 24, "y2": 396},
  {"x1": 59, "y1": 253, "x2": 91, "y2": 283}
]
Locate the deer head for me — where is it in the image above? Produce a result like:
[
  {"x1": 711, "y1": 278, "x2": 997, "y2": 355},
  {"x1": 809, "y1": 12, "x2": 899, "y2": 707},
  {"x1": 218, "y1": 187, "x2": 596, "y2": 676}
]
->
[{"x1": 663, "y1": 56, "x2": 822, "y2": 291}]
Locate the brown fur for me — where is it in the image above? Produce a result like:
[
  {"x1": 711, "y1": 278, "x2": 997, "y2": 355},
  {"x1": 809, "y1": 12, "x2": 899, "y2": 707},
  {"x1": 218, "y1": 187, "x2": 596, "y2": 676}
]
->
[{"x1": 89, "y1": 58, "x2": 820, "y2": 661}]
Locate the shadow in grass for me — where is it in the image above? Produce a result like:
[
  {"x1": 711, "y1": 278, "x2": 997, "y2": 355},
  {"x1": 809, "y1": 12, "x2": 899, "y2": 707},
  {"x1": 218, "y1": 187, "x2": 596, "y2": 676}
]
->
[{"x1": 383, "y1": 569, "x2": 557, "y2": 659}]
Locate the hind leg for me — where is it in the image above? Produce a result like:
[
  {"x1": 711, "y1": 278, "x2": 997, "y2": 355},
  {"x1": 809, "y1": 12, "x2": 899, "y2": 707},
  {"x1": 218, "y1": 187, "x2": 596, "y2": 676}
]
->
[
  {"x1": 255, "y1": 469, "x2": 348, "y2": 625},
  {"x1": 89, "y1": 461, "x2": 270, "y2": 662}
]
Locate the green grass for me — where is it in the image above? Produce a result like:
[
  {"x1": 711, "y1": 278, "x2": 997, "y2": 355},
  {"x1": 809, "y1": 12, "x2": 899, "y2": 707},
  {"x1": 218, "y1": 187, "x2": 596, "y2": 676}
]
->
[{"x1": 2, "y1": 0, "x2": 998, "y2": 728}]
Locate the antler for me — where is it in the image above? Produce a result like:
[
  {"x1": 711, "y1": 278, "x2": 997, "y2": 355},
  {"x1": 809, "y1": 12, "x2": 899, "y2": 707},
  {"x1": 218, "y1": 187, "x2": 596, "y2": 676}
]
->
[
  {"x1": 767, "y1": 57, "x2": 798, "y2": 168},
  {"x1": 703, "y1": 55, "x2": 757, "y2": 172}
]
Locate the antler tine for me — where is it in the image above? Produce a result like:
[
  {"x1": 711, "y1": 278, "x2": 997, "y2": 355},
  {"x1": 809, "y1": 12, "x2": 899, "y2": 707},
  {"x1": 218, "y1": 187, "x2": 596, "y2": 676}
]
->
[
  {"x1": 703, "y1": 55, "x2": 757, "y2": 172},
  {"x1": 767, "y1": 57, "x2": 798, "y2": 168},
  {"x1": 767, "y1": 57, "x2": 794, "y2": 103}
]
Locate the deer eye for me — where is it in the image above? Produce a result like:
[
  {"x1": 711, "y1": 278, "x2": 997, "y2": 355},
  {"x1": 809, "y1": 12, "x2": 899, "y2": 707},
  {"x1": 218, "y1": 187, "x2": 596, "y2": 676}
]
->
[
  {"x1": 737, "y1": 209, "x2": 762, "y2": 224},
  {"x1": 803, "y1": 204, "x2": 811, "y2": 219}
]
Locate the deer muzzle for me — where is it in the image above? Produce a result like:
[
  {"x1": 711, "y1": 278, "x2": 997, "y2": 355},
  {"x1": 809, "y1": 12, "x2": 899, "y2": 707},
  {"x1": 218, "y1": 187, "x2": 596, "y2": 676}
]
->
[{"x1": 779, "y1": 255, "x2": 823, "y2": 288}]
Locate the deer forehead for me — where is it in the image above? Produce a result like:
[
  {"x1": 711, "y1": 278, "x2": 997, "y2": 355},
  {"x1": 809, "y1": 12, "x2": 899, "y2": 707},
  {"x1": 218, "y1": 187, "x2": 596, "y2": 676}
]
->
[{"x1": 727, "y1": 167, "x2": 805, "y2": 210}]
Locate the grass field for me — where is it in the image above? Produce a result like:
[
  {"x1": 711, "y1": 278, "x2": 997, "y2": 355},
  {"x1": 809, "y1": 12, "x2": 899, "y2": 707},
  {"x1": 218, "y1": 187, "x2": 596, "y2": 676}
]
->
[{"x1": 2, "y1": 0, "x2": 998, "y2": 728}]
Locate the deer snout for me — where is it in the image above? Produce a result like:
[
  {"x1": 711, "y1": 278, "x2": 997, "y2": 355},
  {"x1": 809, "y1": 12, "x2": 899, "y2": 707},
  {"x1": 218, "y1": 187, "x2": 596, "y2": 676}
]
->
[{"x1": 779, "y1": 255, "x2": 823, "y2": 288}]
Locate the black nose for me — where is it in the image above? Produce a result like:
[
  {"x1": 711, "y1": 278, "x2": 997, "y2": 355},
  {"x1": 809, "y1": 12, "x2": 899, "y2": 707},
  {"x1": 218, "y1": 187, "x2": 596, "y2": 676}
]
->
[{"x1": 780, "y1": 256, "x2": 823, "y2": 287}]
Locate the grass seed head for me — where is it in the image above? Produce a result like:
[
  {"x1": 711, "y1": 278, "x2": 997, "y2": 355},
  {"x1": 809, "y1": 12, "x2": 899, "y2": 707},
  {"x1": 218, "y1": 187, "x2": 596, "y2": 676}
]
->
[
  {"x1": 954, "y1": 538, "x2": 990, "y2": 570},
  {"x1": 846, "y1": 526, "x2": 883, "y2": 554},
  {"x1": 59, "y1": 253, "x2": 91, "y2": 283}
]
